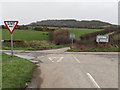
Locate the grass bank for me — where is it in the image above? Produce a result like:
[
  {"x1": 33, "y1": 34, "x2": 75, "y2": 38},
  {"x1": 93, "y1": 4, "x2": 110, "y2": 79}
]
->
[
  {"x1": 67, "y1": 48, "x2": 120, "y2": 52},
  {"x1": 2, "y1": 53, "x2": 35, "y2": 88}
]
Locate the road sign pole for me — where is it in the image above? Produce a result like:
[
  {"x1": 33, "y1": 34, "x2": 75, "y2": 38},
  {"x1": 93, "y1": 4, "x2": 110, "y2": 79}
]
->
[
  {"x1": 72, "y1": 38, "x2": 73, "y2": 47},
  {"x1": 70, "y1": 33, "x2": 75, "y2": 48},
  {"x1": 10, "y1": 34, "x2": 13, "y2": 56},
  {"x1": 4, "y1": 21, "x2": 18, "y2": 57}
]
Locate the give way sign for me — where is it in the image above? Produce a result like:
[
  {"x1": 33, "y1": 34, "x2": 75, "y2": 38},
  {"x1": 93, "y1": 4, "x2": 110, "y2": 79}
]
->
[{"x1": 4, "y1": 21, "x2": 18, "y2": 34}]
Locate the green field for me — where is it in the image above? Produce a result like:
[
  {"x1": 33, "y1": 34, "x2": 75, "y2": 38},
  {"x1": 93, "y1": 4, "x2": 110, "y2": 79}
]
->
[
  {"x1": 68, "y1": 28, "x2": 103, "y2": 39},
  {"x1": 48, "y1": 27, "x2": 103, "y2": 39},
  {"x1": 113, "y1": 34, "x2": 120, "y2": 40},
  {"x1": 1, "y1": 28, "x2": 103, "y2": 40},
  {"x1": 1, "y1": 29, "x2": 48, "y2": 41},
  {"x1": 2, "y1": 53, "x2": 35, "y2": 88},
  {"x1": 0, "y1": 53, "x2": 1, "y2": 89}
]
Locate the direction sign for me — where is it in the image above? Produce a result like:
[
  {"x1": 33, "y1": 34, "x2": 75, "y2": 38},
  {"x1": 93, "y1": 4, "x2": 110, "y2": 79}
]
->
[
  {"x1": 4, "y1": 21, "x2": 18, "y2": 34},
  {"x1": 70, "y1": 33, "x2": 75, "y2": 47},
  {"x1": 70, "y1": 33, "x2": 75, "y2": 38},
  {"x1": 96, "y1": 35, "x2": 109, "y2": 43}
]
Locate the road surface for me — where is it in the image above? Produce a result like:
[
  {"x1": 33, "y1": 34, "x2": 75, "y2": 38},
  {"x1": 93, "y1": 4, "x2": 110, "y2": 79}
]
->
[{"x1": 3, "y1": 48, "x2": 118, "y2": 88}]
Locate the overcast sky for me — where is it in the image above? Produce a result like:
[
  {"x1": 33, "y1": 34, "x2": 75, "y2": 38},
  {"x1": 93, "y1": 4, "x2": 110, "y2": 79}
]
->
[{"x1": 0, "y1": 1, "x2": 119, "y2": 25}]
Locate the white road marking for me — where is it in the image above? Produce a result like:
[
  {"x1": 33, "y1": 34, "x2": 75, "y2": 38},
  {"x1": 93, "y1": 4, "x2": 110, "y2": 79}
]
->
[
  {"x1": 57, "y1": 57, "x2": 64, "y2": 62},
  {"x1": 73, "y1": 55, "x2": 80, "y2": 63},
  {"x1": 48, "y1": 57, "x2": 54, "y2": 62},
  {"x1": 48, "y1": 57, "x2": 64, "y2": 63},
  {"x1": 87, "y1": 73, "x2": 100, "y2": 88}
]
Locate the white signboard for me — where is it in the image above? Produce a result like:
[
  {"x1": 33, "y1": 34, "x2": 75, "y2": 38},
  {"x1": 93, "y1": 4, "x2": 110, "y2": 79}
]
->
[
  {"x1": 96, "y1": 35, "x2": 109, "y2": 43},
  {"x1": 70, "y1": 33, "x2": 75, "y2": 38}
]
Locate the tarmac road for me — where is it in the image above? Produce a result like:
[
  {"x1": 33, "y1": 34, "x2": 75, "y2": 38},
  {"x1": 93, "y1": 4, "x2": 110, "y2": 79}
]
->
[{"x1": 3, "y1": 48, "x2": 118, "y2": 88}]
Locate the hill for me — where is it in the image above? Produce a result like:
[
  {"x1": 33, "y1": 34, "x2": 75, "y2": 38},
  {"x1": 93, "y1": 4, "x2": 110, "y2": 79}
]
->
[{"x1": 29, "y1": 19, "x2": 113, "y2": 29}]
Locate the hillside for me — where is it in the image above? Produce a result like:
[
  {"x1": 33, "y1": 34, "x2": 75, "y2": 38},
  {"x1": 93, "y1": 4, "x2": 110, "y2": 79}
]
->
[{"x1": 29, "y1": 19, "x2": 113, "y2": 29}]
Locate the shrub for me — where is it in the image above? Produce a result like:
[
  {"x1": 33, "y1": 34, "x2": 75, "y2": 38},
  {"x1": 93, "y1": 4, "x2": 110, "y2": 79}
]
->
[{"x1": 53, "y1": 29, "x2": 70, "y2": 45}]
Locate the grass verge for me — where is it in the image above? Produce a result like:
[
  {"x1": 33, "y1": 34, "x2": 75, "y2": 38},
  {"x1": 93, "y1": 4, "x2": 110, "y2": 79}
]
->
[
  {"x1": 40, "y1": 45, "x2": 64, "y2": 48},
  {"x1": 2, "y1": 53, "x2": 35, "y2": 88},
  {"x1": 67, "y1": 48, "x2": 120, "y2": 52},
  {"x1": 2, "y1": 45, "x2": 64, "y2": 50},
  {"x1": 2, "y1": 46, "x2": 35, "y2": 50}
]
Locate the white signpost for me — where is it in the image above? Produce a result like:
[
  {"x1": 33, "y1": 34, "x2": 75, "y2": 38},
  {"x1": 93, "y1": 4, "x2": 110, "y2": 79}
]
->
[
  {"x1": 70, "y1": 33, "x2": 75, "y2": 46},
  {"x1": 4, "y1": 21, "x2": 18, "y2": 56},
  {"x1": 96, "y1": 35, "x2": 109, "y2": 43}
]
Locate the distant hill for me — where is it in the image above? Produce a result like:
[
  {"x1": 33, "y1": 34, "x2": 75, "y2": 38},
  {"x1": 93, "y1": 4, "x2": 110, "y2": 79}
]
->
[{"x1": 29, "y1": 19, "x2": 113, "y2": 29}]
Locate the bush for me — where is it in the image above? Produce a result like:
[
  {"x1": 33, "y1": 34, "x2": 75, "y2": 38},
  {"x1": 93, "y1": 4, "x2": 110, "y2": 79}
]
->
[
  {"x1": 16, "y1": 25, "x2": 28, "y2": 30},
  {"x1": 53, "y1": 29, "x2": 70, "y2": 45},
  {"x1": 34, "y1": 27, "x2": 49, "y2": 31},
  {"x1": 3, "y1": 40, "x2": 28, "y2": 48}
]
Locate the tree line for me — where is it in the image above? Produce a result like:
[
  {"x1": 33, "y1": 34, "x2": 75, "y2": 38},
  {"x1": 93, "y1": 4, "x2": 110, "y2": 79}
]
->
[{"x1": 29, "y1": 19, "x2": 114, "y2": 29}]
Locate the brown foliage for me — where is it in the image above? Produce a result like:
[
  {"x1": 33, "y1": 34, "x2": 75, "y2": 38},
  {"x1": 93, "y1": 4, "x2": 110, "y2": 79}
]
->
[{"x1": 53, "y1": 29, "x2": 70, "y2": 45}]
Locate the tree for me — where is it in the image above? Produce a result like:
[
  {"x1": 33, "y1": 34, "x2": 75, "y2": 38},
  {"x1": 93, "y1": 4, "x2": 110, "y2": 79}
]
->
[{"x1": 53, "y1": 29, "x2": 70, "y2": 45}]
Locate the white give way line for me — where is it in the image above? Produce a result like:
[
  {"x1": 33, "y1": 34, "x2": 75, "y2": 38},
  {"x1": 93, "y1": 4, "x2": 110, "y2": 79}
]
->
[{"x1": 87, "y1": 73, "x2": 101, "y2": 88}]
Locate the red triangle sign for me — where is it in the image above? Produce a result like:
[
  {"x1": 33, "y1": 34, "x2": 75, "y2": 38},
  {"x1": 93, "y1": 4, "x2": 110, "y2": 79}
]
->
[{"x1": 4, "y1": 21, "x2": 18, "y2": 34}]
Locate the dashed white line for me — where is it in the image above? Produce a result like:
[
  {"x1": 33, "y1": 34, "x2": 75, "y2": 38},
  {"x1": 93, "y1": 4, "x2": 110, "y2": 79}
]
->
[
  {"x1": 87, "y1": 73, "x2": 100, "y2": 88},
  {"x1": 73, "y1": 55, "x2": 80, "y2": 63}
]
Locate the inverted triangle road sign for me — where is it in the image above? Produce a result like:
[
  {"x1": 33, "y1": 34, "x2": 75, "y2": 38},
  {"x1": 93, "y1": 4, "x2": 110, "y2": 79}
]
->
[{"x1": 4, "y1": 21, "x2": 18, "y2": 34}]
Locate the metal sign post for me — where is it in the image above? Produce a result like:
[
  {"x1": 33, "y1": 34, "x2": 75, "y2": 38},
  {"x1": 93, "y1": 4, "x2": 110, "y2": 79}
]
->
[
  {"x1": 4, "y1": 21, "x2": 18, "y2": 57},
  {"x1": 72, "y1": 38, "x2": 74, "y2": 46},
  {"x1": 70, "y1": 33, "x2": 75, "y2": 47},
  {"x1": 10, "y1": 34, "x2": 13, "y2": 56}
]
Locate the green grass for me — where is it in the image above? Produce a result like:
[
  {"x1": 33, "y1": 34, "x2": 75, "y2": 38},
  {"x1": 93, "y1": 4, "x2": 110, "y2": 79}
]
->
[
  {"x1": 0, "y1": 53, "x2": 1, "y2": 89},
  {"x1": 1, "y1": 28, "x2": 103, "y2": 40},
  {"x1": 68, "y1": 28, "x2": 103, "y2": 39},
  {"x1": 67, "y1": 48, "x2": 119, "y2": 52},
  {"x1": 2, "y1": 53, "x2": 35, "y2": 88},
  {"x1": 1, "y1": 29, "x2": 48, "y2": 41},
  {"x1": 2, "y1": 45, "x2": 64, "y2": 50},
  {"x1": 40, "y1": 45, "x2": 64, "y2": 48},
  {"x1": 48, "y1": 27, "x2": 60, "y2": 29},
  {"x1": 2, "y1": 46, "x2": 34, "y2": 50},
  {"x1": 113, "y1": 34, "x2": 120, "y2": 40},
  {"x1": 45, "y1": 27, "x2": 103, "y2": 39},
  {"x1": 48, "y1": 27, "x2": 103, "y2": 39}
]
